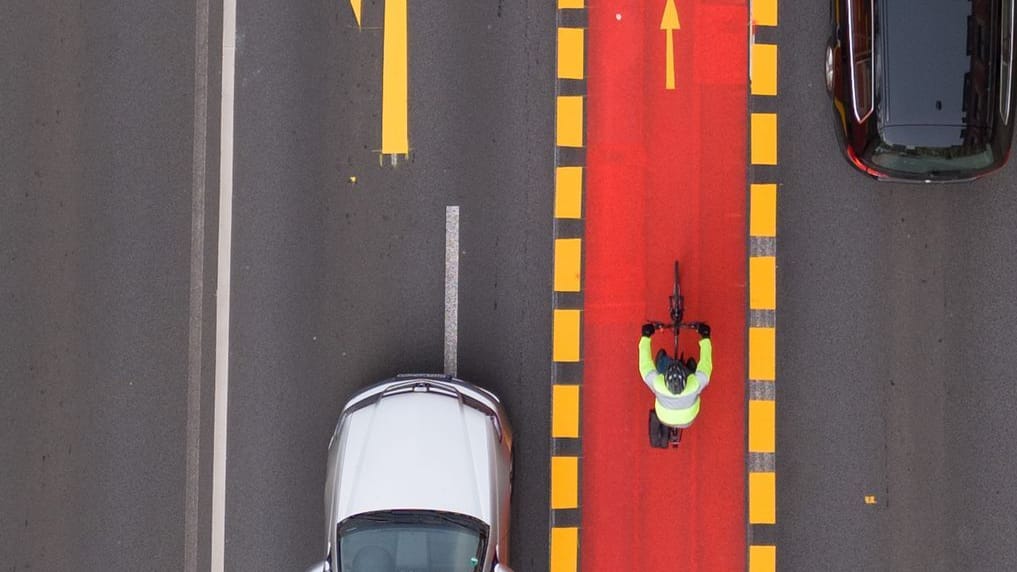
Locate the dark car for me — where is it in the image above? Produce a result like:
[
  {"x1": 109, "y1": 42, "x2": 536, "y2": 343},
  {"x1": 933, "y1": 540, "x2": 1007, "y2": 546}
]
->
[{"x1": 826, "y1": 0, "x2": 1017, "y2": 181}]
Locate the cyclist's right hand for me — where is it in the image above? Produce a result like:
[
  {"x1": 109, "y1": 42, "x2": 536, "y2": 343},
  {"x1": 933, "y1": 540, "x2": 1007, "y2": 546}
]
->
[
  {"x1": 641, "y1": 323, "x2": 657, "y2": 337},
  {"x1": 696, "y1": 322, "x2": 711, "y2": 339}
]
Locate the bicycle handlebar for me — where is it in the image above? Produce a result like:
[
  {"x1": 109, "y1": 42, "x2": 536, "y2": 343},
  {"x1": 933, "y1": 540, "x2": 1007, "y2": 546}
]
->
[{"x1": 648, "y1": 320, "x2": 700, "y2": 331}]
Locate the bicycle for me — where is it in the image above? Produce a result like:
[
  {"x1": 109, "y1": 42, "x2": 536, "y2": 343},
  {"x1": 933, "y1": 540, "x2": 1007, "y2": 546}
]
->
[{"x1": 646, "y1": 260, "x2": 703, "y2": 449}]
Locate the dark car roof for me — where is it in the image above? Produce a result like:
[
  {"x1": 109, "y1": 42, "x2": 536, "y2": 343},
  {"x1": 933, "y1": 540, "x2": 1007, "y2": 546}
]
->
[{"x1": 879, "y1": 0, "x2": 978, "y2": 129}]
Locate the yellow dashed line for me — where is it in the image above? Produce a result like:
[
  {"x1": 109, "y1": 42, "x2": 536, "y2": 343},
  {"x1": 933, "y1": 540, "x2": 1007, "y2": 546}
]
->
[
  {"x1": 749, "y1": 545, "x2": 777, "y2": 572},
  {"x1": 555, "y1": 166, "x2": 584, "y2": 219},
  {"x1": 748, "y1": 400, "x2": 776, "y2": 453},
  {"x1": 751, "y1": 113, "x2": 778, "y2": 165},
  {"x1": 751, "y1": 43, "x2": 778, "y2": 96},
  {"x1": 552, "y1": 385, "x2": 581, "y2": 438},
  {"x1": 749, "y1": 256, "x2": 776, "y2": 310},
  {"x1": 749, "y1": 472, "x2": 777, "y2": 524},
  {"x1": 749, "y1": 326, "x2": 776, "y2": 381},
  {"x1": 750, "y1": 183, "x2": 777, "y2": 237},
  {"x1": 554, "y1": 238, "x2": 583, "y2": 293},
  {"x1": 553, "y1": 309, "x2": 581, "y2": 362},
  {"x1": 558, "y1": 28, "x2": 585, "y2": 80},
  {"x1": 752, "y1": 0, "x2": 778, "y2": 27},
  {"x1": 556, "y1": 96, "x2": 585, "y2": 148},
  {"x1": 550, "y1": 527, "x2": 579, "y2": 572},
  {"x1": 749, "y1": 0, "x2": 778, "y2": 561},
  {"x1": 551, "y1": 456, "x2": 579, "y2": 509},
  {"x1": 552, "y1": 7, "x2": 585, "y2": 572}
]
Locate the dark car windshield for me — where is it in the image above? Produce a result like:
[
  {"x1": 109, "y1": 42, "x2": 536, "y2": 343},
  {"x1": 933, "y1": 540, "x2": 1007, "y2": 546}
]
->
[
  {"x1": 870, "y1": 141, "x2": 997, "y2": 176},
  {"x1": 337, "y1": 510, "x2": 487, "y2": 572}
]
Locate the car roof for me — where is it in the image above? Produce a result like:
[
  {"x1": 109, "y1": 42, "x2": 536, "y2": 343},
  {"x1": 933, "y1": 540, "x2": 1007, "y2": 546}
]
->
[{"x1": 878, "y1": 0, "x2": 983, "y2": 129}]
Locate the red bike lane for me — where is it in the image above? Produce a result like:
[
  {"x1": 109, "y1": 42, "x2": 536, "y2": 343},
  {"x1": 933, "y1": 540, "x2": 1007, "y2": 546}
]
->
[{"x1": 581, "y1": 0, "x2": 747, "y2": 569}]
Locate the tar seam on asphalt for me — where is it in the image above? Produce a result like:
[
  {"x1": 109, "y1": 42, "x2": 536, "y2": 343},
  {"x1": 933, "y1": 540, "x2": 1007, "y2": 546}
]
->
[{"x1": 184, "y1": 0, "x2": 210, "y2": 569}]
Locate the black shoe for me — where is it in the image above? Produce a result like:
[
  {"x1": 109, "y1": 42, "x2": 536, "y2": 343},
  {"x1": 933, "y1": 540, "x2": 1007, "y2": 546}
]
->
[
  {"x1": 669, "y1": 427, "x2": 682, "y2": 448},
  {"x1": 655, "y1": 349, "x2": 666, "y2": 363},
  {"x1": 686, "y1": 357, "x2": 697, "y2": 371}
]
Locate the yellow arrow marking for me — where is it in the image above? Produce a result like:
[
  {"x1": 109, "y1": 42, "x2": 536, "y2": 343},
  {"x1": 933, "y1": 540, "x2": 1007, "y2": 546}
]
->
[
  {"x1": 382, "y1": 0, "x2": 409, "y2": 156},
  {"x1": 349, "y1": 0, "x2": 362, "y2": 28},
  {"x1": 660, "y1": 0, "x2": 681, "y2": 90}
]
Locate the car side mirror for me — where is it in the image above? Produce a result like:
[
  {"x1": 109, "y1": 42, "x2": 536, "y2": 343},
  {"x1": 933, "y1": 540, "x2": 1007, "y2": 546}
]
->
[
  {"x1": 304, "y1": 560, "x2": 330, "y2": 572},
  {"x1": 494, "y1": 564, "x2": 515, "y2": 572}
]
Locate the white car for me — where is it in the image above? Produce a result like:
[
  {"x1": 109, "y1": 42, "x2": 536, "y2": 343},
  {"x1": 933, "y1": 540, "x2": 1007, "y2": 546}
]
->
[{"x1": 307, "y1": 374, "x2": 514, "y2": 572}]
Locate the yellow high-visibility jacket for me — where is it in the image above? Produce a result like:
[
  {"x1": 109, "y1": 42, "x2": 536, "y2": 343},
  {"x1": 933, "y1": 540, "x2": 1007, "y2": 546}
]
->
[{"x1": 638, "y1": 335, "x2": 713, "y2": 427}]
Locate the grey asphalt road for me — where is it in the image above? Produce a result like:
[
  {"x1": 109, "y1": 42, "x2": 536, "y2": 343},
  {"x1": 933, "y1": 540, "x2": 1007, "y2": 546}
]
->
[
  {"x1": 775, "y1": 2, "x2": 1017, "y2": 570},
  {"x1": 1, "y1": 2, "x2": 221, "y2": 570},
  {"x1": 224, "y1": 2, "x2": 554, "y2": 570}
]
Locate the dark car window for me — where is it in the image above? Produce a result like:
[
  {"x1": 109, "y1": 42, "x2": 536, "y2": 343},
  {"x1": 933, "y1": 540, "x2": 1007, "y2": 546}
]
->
[
  {"x1": 338, "y1": 510, "x2": 487, "y2": 572},
  {"x1": 870, "y1": 141, "x2": 996, "y2": 176},
  {"x1": 1002, "y1": 0, "x2": 1015, "y2": 123},
  {"x1": 848, "y1": 0, "x2": 874, "y2": 121}
]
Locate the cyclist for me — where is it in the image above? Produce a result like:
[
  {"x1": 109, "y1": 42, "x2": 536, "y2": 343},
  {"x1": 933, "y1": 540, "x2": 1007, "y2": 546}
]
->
[{"x1": 639, "y1": 321, "x2": 713, "y2": 429}]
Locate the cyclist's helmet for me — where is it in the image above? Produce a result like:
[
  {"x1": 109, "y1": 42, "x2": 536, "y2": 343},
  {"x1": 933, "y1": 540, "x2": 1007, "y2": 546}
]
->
[{"x1": 664, "y1": 361, "x2": 690, "y2": 395}]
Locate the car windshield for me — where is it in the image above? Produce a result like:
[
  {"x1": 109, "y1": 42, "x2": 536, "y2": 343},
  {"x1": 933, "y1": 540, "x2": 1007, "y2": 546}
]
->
[
  {"x1": 869, "y1": 141, "x2": 996, "y2": 176},
  {"x1": 338, "y1": 510, "x2": 487, "y2": 572}
]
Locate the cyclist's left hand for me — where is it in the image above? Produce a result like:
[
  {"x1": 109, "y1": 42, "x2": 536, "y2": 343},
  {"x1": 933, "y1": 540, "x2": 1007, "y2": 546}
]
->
[
  {"x1": 641, "y1": 323, "x2": 657, "y2": 337},
  {"x1": 696, "y1": 322, "x2": 711, "y2": 339}
]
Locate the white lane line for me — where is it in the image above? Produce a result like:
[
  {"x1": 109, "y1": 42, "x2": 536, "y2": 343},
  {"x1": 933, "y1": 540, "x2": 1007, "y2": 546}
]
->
[
  {"x1": 211, "y1": 0, "x2": 236, "y2": 570},
  {"x1": 184, "y1": 0, "x2": 210, "y2": 568},
  {"x1": 444, "y1": 206, "x2": 460, "y2": 376}
]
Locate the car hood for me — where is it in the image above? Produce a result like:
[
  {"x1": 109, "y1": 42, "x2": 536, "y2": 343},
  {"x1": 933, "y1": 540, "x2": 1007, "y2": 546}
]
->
[{"x1": 332, "y1": 390, "x2": 497, "y2": 525}]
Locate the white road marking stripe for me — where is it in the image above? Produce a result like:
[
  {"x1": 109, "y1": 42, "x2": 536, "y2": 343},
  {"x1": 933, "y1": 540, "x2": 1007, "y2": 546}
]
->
[
  {"x1": 211, "y1": 1, "x2": 236, "y2": 570},
  {"x1": 184, "y1": 0, "x2": 209, "y2": 568},
  {"x1": 445, "y1": 206, "x2": 460, "y2": 376}
]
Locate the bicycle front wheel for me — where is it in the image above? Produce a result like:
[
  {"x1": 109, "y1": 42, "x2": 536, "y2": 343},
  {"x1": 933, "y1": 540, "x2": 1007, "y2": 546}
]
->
[{"x1": 672, "y1": 260, "x2": 682, "y2": 354}]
